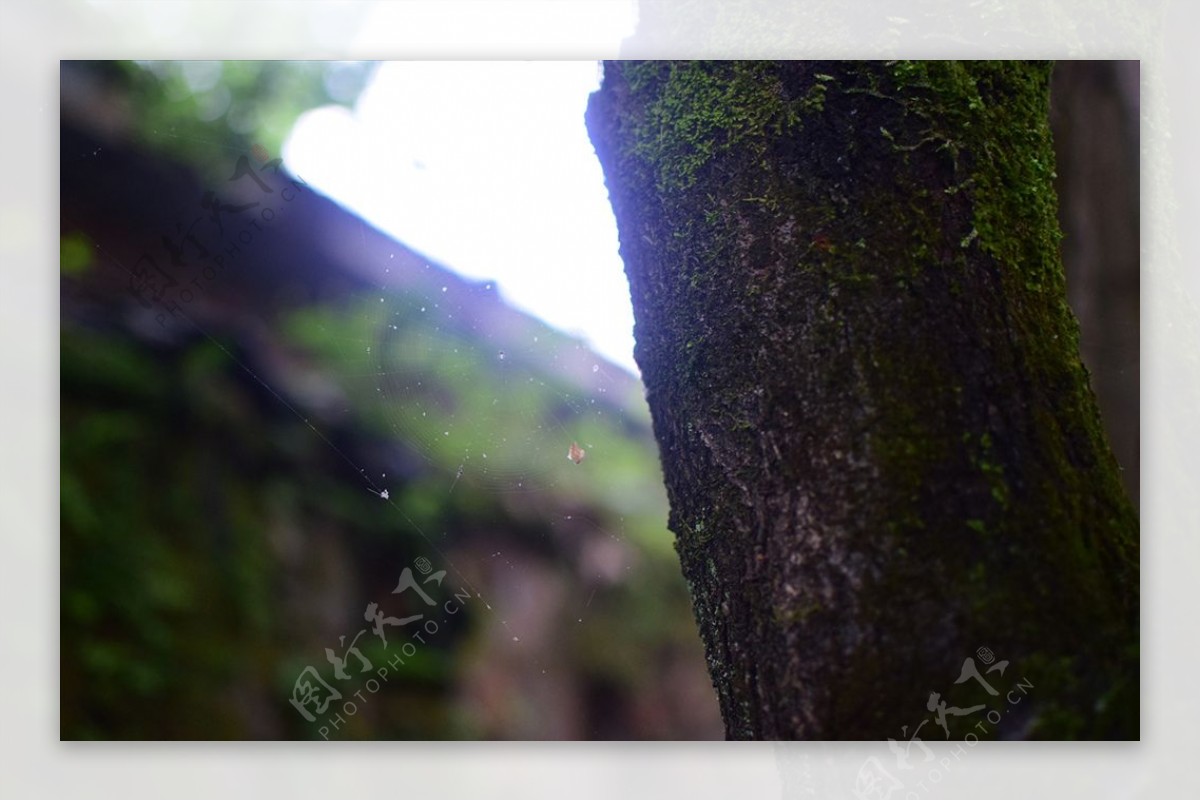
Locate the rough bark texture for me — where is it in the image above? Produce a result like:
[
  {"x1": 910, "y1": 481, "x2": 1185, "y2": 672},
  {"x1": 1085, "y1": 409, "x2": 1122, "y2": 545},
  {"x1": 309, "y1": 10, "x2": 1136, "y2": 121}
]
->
[{"x1": 586, "y1": 61, "x2": 1139, "y2": 740}]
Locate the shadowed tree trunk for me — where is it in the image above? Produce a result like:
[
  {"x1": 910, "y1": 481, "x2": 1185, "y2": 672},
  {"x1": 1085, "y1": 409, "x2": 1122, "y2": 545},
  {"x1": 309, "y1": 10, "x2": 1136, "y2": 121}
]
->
[
  {"x1": 586, "y1": 61, "x2": 1138, "y2": 740},
  {"x1": 1049, "y1": 61, "x2": 1141, "y2": 509}
]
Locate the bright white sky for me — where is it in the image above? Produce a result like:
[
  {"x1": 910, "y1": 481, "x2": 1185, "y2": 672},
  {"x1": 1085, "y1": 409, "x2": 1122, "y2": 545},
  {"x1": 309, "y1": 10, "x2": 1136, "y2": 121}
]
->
[{"x1": 283, "y1": 58, "x2": 641, "y2": 374}]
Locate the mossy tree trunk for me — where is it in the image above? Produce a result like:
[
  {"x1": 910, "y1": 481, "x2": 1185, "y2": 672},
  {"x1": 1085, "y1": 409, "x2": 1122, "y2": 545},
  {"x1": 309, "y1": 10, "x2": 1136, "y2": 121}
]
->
[{"x1": 586, "y1": 61, "x2": 1138, "y2": 740}]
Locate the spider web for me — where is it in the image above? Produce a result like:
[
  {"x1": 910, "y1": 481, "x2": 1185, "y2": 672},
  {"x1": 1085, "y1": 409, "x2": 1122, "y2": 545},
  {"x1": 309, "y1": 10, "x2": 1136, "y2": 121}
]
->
[{"x1": 288, "y1": 243, "x2": 651, "y2": 516}]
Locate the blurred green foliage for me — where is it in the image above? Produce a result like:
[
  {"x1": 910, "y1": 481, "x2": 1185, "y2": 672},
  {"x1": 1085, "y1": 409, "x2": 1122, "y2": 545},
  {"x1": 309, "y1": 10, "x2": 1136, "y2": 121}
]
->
[
  {"x1": 60, "y1": 322, "x2": 469, "y2": 738},
  {"x1": 60, "y1": 232, "x2": 93, "y2": 275},
  {"x1": 284, "y1": 298, "x2": 676, "y2": 558},
  {"x1": 116, "y1": 60, "x2": 376, "y2": 177},
  {"x1": 60, "y1": 295, "x2": 700, "y2": 737},
  {"x1": 60, "y1": 59, "x2": 715, "y2": 739}
]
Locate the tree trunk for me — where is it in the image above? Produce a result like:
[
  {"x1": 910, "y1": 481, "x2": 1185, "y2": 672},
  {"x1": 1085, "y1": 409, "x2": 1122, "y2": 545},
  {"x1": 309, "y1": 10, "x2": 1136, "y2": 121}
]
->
[
  {"x1": 586, "y1": 61, "x2": 1138, "y2": 740},
  {"x1": 1049, "y1": 61, "x2": 1141, "y2": 509}
]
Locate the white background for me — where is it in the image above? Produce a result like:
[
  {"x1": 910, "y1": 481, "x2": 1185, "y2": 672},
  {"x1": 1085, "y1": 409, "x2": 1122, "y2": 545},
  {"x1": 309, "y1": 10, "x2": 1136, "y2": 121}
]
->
[{"x1": 2, "y1": 0, "x2": 1195, "y2": 797}]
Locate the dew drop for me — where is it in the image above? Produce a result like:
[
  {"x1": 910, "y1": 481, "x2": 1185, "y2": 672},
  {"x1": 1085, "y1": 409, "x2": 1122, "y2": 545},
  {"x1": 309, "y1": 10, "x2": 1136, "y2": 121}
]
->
[
  {"x1": 512, "y1": 636, "x2": 520, "y2": 642},
  {"x1": 592, "y1": 364, "x2": 599, "y2": 372}
]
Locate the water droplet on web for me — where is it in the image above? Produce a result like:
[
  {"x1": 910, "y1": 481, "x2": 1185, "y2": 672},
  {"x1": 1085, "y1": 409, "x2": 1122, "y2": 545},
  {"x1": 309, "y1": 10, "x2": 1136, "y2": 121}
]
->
[
  {"x1": 444, "y1": 431, "x2": 450, "y2": 436},
  {"x1": 498, "y1": 351, "x2": 506, "y2": 360},
  {"x1": 420, "y1": 306, "x2": 426, "y2": 312},
  {"x1": 512, "y1": 636, "x2": 519, "y2": 642},
  {"x1": 441, "y1": 286, "x2": 447, "y2": 292},
  {"x1": 592, "y1": 364, "x2": 599, "y2": 372}
]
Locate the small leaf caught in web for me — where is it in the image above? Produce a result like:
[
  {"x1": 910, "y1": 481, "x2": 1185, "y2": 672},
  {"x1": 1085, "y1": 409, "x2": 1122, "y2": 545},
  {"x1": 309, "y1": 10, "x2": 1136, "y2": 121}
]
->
[{"x1": 568, "y1": 441, "x2": 586, "y2": 464}]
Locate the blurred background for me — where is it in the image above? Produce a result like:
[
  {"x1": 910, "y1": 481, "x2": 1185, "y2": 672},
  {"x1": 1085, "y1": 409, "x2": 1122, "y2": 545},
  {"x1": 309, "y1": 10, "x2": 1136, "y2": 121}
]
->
[{"x1": 59, "y1": 60, "x2": 1138, "y2": 740}]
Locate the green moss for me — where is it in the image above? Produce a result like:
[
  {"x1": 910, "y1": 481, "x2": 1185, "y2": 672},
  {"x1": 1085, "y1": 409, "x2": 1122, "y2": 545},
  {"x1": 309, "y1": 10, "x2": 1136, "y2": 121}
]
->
[
  {"x1": 870, "y1": 61, "x2": 1062, "y2": 291},
  {"x1": 683, "y1": 518, "x2": 715, "y2": 547},
  {"x1": 594, "y1": 60, "x2": 1138, "y2": 738},
  {"x1": 619, "y1": 61, "x2": 799, "y2": 192},
  {"x1": 774, "y1": 601, "x2": 823, "y2": 624}
]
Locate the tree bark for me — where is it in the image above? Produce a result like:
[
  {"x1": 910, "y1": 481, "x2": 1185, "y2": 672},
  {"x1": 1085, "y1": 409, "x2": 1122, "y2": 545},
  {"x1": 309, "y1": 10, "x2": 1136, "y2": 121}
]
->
[
  {"x1": 586, "y1": 61, "x2": 1138, "y2": 740},
  {"x1": 1049, "y1": 61, "x2": 1141, "y2": 509}
]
